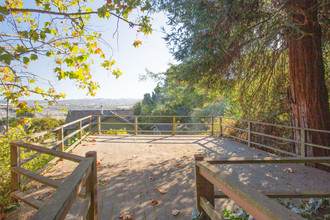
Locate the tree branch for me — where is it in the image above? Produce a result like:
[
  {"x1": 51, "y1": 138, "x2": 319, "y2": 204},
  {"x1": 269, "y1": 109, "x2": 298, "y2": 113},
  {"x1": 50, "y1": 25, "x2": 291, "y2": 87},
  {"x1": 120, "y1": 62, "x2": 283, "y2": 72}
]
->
[{"x1": 9, "y1": 8, "x2": 139, "y2": 27}]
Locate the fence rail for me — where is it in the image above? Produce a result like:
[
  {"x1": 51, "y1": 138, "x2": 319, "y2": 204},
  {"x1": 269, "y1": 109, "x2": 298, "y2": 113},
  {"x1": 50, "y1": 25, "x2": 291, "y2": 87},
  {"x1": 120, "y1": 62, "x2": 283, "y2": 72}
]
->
[
  {"x1": 10, "y1": 116, "x2": 97, "y2": 219},
  {"x1": 10, "y1": 114, "x2": 329, "y2": 219},
  {"x1": 194, "y1": 154, "x2": 330, "y2": 220}
]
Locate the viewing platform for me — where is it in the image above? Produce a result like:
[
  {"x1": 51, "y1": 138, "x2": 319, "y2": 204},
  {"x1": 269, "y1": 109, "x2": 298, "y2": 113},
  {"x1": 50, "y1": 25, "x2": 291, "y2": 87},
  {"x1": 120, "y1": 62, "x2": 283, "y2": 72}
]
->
[{"x1": 9, "y1": 134, "x2": 330, "y2": 219}]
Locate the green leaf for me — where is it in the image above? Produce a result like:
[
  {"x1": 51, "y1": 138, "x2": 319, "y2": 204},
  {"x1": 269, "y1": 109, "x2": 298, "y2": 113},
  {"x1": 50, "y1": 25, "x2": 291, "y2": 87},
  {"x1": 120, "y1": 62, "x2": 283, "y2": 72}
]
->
[
  {"x1": 0, "y1": 6, "x2": 9, "y2": 15},
  {"x1": 30, "y1": 54, "x2": 38, "y2": 61},
  {"x1": 23, "y1": 57, "x2": 30, "y2": 65},
  {"x1": 0, "y1": 54, "x2": 12, "y2": 65}
]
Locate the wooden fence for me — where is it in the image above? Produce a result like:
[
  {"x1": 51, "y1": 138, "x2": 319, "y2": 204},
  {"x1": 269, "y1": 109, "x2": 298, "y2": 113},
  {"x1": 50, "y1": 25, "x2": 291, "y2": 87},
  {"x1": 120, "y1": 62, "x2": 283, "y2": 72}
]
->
[
  {"x1": 10, "y1": 114, "x2": 329, "y2": 219},
  {"x1": 10, "y1": 116, "x2": 97, "y2": 219},
  {"x1": 194, "y1": 154, "x2": 330, "y2": 220}
]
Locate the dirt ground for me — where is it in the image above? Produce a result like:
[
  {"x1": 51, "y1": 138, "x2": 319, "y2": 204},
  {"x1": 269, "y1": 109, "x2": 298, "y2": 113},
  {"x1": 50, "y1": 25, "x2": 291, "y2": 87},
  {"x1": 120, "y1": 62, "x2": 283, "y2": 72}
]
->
[{"x1": 6, "y1": 135, "x2": 330, "y2": 220}]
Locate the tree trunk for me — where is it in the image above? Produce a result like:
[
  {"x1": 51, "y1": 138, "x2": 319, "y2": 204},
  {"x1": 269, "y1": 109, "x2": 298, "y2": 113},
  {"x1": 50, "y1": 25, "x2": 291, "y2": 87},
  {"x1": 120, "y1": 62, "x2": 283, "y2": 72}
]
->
[{"x1": 287, "y1": 0, "x2": 329, "y2": 157}]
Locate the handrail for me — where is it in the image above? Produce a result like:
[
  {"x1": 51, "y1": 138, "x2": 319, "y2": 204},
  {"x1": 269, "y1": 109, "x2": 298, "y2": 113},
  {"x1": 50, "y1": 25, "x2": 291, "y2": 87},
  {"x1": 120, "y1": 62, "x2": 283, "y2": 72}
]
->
[
  {"x1": 10, "y1": 115, "x2": 96, "y2": 219},
  {"x1": 194, "y1": 154, "x2": 330, "y2": 219}
]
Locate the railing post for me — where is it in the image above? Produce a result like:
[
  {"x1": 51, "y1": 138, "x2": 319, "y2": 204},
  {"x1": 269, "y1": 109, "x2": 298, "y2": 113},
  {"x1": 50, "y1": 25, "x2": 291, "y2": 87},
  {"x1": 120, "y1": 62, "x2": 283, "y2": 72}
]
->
[
  {"x1": 58, "y1": 128, "x2": 64, "y2": 161},
  {"x1": 85, "y1": 151, "x2": 98, "y2": 220},
  {"x1": 173, "y1": 116, "x2": 176, "y2": 136},
  {"x1": 134, "y1": 116, "x2": 137, "y2": 135},
  {"x1": 248, "y1": 121, "x2": 251, "y2": 148},
  {"x1": 194, "y1": 154, "x2": 214, "y2": 219},
  {"x1": 10, "y1": 143, "x2": 19, "y2": 203},
  {"x1": 211, "y1": 116, "x2": 214, "y2": 136},
  {"x1": 78, "y1": 121, "x2": 82, "y2": 140},
  {"x1": 97, "y1": 116, "x2": 100, "y2": 134},
  {"x1": 301, "y1": 128, "x2": 306, "y2": 157},
  {"x1": 89, "y1": 116, "x2": 92, "y2": 133},
  {"x1": 219, "y1": 117, "x2": 222, "y2": 137}
]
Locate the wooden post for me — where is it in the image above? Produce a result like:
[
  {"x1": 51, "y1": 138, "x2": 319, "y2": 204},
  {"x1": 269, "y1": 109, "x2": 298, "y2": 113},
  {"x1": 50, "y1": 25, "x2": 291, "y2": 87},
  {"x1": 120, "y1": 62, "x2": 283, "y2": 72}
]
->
[
  {"x1": 219, "y1": 117, "x2": 222, "y2": 137},
  {"x1": 134, "y1": 116, "x2": 137, "y2": 135},
  {"x1": 10, "y1": 143, "x2": 19, "y2": 203},
  {"x1": 85, "y1": 151, "x2": 98, "y2": 220},
  {"x1": 89, "y1": 117, "x2": 92, "y2": 133},
  {"x1": 301, "y1": 128, "x2": 306, "y2": 157},
  {"x1": 97, "y1": 116, "x2": 100, "y2": 134},
  {"x1": 58, "y1": 128, "x2": 64, "y2": 161},
  {"x1": 173, "y1": 116, "x2": 176, "y2": 136},
  {"x1": 194, "y1": 154, "x2": 214, "y2": 220},
  {"x1": 78, "y1": 121, "x2": 82, "y2": 140},
  {"x1": 211, "y1": 116, "x2": 214, "y2": 136},
  {"x1": 248, "y1": 121, "x2": 251, "y2": 148}
]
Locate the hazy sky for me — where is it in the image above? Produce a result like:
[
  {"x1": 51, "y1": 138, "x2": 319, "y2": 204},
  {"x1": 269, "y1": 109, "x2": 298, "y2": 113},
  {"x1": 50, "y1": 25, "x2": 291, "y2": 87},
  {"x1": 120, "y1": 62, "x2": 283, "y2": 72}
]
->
[{"x1": 28, "y1": 10, "x2": 175, "y2": 100}]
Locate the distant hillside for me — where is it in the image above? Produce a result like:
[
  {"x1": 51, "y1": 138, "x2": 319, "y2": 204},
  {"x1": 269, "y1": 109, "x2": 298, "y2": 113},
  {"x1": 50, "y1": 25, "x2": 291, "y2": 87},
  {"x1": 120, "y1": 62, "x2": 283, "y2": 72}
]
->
[{"x1": 58, "y1": 98, "x2": 141, "y2": 106}]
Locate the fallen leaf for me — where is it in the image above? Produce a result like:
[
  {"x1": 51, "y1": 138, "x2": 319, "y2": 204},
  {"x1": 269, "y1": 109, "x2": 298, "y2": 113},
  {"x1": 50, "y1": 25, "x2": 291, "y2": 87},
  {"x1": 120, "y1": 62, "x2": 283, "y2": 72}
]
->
[
  {"x1": 176, "y1": 163, "x2": 181, "y2": 167},
  {"x1": 149, "y1": 145, "x2": 152, "y2": 147},
  {"x1": 131, "y1": 155, "x2": 138, "y2": 158},
  {"x1": 82, "y1": 144, "x2": 87, "y2": 146},
  {"x1": 284, "y1": 168, "x2": 294, "y2": 173},
  {"x1": 156, "y1": 188, "x2": 167, "y2": 194},
  {"x1": 119, "y1": 212, "x2": 134, "y2": 220},
  {"x1": 55, "y1": 177, "x2": 62, "y2": 180},
  {"x1": 64, "y1": 170, "x2": 71, "y2": 173},
  {"x1": 34, "y1": 194, "x2": 42, "y2": 200},
  {"x1": 97, "y1": 162, "x2": 101, "y2": 167},
  {"x1": 47, "y1": 190, "x2": 55, "y2": 198},
  {"x1": 98, "y1": 178, "x2": 110, "y2": 185},
  {"x1": 149, "y1": 176, "x2": 154, "y2": 181},
  {"x1": 172, "y1": 209, "x2": 180, "y2": 216},
  {"x1": 0, "y1": 213, "x2": 7, "y2": 220},
  {"x1": 35, "y1": 184, "x2": 44, "y2": 189},
  {"x1": 151, "y1": 199, "x2": 159, "y2": 206}
]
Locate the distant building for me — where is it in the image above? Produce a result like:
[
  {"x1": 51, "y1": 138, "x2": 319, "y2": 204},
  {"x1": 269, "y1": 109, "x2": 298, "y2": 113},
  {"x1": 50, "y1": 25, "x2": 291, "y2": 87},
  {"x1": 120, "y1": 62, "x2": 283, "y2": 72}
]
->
[{"x1": 64, "y1": 109, "x2": 140, "y2": 134}]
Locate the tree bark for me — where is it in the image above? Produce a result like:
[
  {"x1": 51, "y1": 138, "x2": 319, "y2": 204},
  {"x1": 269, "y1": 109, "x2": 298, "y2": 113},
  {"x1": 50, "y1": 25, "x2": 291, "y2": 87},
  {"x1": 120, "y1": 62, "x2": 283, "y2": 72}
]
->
[{"x1": 287, "y1": 0, "x2": 329, "y2": 157}]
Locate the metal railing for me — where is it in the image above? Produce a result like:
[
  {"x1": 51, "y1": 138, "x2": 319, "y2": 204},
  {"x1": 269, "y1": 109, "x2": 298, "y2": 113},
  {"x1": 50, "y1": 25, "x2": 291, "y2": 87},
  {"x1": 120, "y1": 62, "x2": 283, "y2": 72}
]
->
[{"x1": 194, "y1": 154, "x2": 330, "y2": 220}]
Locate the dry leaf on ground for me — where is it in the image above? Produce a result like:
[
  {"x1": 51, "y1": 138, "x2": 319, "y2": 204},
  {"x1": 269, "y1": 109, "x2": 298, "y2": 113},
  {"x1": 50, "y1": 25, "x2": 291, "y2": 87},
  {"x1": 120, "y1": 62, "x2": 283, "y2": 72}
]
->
[
  {"x1": 119, "y1": 212, "x2": 134, "y2": 220},
  {"x1": 97, "y1": 162, "x2": 101, "y2": 167},
  {"x1": 34, "y1": 194, "x2": 42, "y2": 200},
  {"x1": 98, "y1": 178, "x2": 110, "y2": 185},
  {"x1": 284, "y1": 168, "x2": 294, "y2": 173},
  {"x1": 156, "y1": 188, "x2": 167, "y2": 194},
  {"x1": 172, "y1": 209, "x2": 180, "y2": 216},
  {"x1": 149, "y1": 176, "x2": 154, "y2": 181},
  {"x1": 151, "y1": 199, "x2": 159, "y2": 206},
  {"x1": 64, "y1": 170, "x2": 71, "y2": 173},
  {"x1": 0, "y1": 213, "x2": 7, "y2": 220},
  {"x1": 47, "y1": 190, "x2": 55, "y2": 198}
]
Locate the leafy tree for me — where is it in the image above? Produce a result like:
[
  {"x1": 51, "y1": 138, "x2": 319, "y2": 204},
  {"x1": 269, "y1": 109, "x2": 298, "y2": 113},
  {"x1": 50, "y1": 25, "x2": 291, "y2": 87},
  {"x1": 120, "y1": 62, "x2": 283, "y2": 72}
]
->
[
  {"x1": 28, "y1": 117, "x2": 64, "y2": 133},
  {"x1": 0, "y1": 0, "x2": 152, "y2": 115},
  {"x1": 159, "y1": 0, "x2": 329, "y2": 156}
]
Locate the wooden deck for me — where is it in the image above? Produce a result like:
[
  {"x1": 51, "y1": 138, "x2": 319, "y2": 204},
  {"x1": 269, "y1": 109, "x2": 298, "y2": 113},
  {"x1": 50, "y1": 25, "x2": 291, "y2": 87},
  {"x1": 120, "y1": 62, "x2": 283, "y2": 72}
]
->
[{"x1": 8, "y1": 135, "x2": 330, "y2": 220}]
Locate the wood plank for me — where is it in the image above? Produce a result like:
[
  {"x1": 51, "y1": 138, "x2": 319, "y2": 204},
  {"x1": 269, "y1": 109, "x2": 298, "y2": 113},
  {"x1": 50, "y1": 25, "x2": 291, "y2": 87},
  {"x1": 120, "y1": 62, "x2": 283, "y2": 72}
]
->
[
  {"x1": 200, "y1": 197, "x2": 224, "y2": 220},
  {"x1": 12, "y1": 141, "x2": 84, "y2": 162},
  {"x1": 197, "y1": 161, "x2": 304, "y2": 220},
  {"x1": 11, "y1": 191, "x2": 43, "y2": 210},
  {"x1": 214, "y1": 190, "x2": 330, "y2": 198},
  {"x1": 206, "y1": 156, "x2": 330, "y2": 164},
  {"x1": 31, "y1": 158, "x2": 93, "y2": 220},
  {"x1": 11, "y1": 167, "x2": 61, "y2": 188}
]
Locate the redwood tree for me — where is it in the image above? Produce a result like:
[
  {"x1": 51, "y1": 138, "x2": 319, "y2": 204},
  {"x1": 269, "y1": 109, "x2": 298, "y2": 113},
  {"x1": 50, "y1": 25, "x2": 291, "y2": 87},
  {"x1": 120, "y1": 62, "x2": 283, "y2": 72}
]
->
[
  {"x1": 287, "y1": 0, "x2": 329, "y2": 156},
  {"x1": 159, "y1": 0, "x2": 329, "y2": 156}
]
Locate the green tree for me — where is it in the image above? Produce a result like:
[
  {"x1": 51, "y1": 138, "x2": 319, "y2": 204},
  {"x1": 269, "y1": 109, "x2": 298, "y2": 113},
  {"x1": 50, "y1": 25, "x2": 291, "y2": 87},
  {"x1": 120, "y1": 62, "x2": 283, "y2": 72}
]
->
[
  {"x1": 160, "y1": 0, "x2": 329, "y2": 156},
  {"x1": 0, "y1": 0, "x2": 152, "y2": 115}
]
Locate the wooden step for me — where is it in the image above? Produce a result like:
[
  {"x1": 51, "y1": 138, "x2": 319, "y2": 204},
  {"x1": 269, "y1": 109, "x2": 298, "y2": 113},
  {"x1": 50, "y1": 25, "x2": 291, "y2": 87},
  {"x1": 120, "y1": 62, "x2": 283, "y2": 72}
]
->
[{"x1": 11, "y1": 191, "x2": 43, "y2": 209}]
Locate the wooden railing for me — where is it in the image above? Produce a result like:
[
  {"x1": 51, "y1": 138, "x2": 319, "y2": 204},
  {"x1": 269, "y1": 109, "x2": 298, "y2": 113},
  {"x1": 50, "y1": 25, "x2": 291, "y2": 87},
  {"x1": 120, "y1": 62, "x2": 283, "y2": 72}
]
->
[
  {"x1": 10, "y1": 114, "x2": 329, "y2": 219},
  {"x1": 10, "y1": 116, "x2": 96, "y2": 219},
  {"x1": 92, "y1": 115, "x2": 329, "y2": 158},
  {"x1": 194, "y1": 154, "x2": 330, "y2": 220}
]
